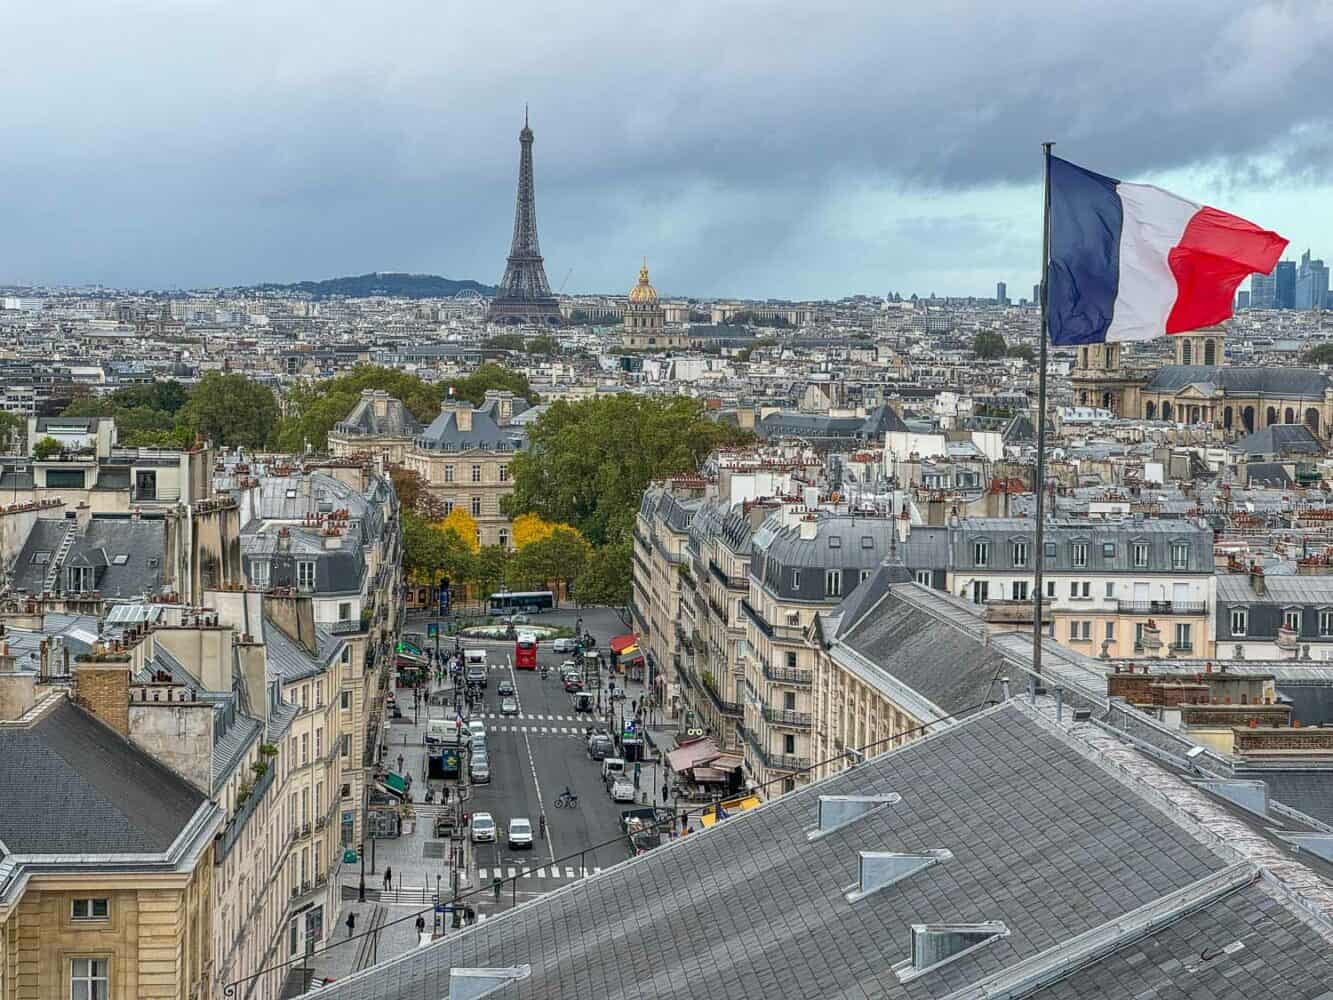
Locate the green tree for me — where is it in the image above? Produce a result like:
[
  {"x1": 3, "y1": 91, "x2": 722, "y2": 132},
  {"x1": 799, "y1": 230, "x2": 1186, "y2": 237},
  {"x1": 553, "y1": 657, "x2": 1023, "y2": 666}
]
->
[
  {"x1": 273, "y1": 366, "x2": 442, "y2": 453},
  {"x1": 32, "y1": 435, "x2": 61, "y2": 460},
  {"x1": 506, "y1": 527, "x2": 590, "y2": 604},
  {"x1": 62, "y1": 380, "x2": 192, "y2": 447},
  {"x1": 1006, "y1": 343, "x2": 1035, "y2": 362},
  {"x1": 503, "y1": 395, "x2": 752, "y2": 546},
  {"x1": 0, "y1": 411, "x2": 26, "y2": 454},
  {"x1": 470, "y1": 545, "x2": 511, "y2": 602},
  {"x1": 973, "y1": 331, "x2": 1007, "y2": 360},
  {"x1": 403, "y1": 512, "x2": 446, "y2": 585},
  {"x1": 525, "y1": 334, "x2": 559, "y2": 356},
  {"x1": 182, "y1": 372, "x2": 279, "y2": 449},
  {"x1": 575, "y1": 539, "x2": 631, "y2": 606},
  {"x1": 448, "y1": 364, "x2": 538, "y2": 407},
  {"x1": 1304, "y1": 343, "x2": 1333, "y2": 365},
  {"x1": 483, "y1": 333, "x2": 527, "y2": 352}
]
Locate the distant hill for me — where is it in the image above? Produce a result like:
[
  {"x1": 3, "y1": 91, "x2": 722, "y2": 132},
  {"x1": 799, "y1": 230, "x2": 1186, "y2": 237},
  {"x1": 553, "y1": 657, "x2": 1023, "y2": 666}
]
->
[{"x1": 249, "y1": 272, "x2": 496, "y2": 300}]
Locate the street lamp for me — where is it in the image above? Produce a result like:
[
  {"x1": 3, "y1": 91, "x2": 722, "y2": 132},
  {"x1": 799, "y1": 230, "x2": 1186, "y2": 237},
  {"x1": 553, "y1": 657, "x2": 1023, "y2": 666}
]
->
[{"x1": 358, "y1": 840, "x2": 366, "y2": 902}]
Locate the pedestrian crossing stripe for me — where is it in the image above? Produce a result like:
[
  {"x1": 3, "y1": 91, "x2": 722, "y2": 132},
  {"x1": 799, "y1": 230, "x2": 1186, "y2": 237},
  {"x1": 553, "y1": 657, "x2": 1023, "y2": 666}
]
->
[
  {"x1": 475, "y1": 866, "x2": 603, "y2": 880},
  {"x1": 481, "y1": 713, "x2": 585, "y2": 722}
]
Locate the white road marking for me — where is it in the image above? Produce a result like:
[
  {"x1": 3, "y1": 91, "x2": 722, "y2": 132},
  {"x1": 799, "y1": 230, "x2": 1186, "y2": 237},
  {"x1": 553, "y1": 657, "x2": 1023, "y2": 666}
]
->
[{"x1": 507, "y1": 654, "x2": 557, "y2": 867}]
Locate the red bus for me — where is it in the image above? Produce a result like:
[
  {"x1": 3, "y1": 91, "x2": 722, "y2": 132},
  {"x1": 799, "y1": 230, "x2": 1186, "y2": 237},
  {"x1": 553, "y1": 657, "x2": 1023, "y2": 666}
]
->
[{"x1": 515, "y1": 632, "x2": 538, "y2": 670}]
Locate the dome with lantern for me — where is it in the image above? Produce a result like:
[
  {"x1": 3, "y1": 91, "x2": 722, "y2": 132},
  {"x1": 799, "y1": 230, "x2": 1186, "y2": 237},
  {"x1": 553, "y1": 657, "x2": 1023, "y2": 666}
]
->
[{"x1": 628, "y1": 261, "x2": 658, "y2": 304}]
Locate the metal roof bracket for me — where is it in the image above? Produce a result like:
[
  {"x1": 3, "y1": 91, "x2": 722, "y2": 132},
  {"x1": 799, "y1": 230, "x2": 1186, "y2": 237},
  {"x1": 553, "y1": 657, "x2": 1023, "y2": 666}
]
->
[
  {"x1": 843, "y1": 849, "x2": 952, "y2": 903},
  {"x1": 806, "y1": 793, "x2": 902, "y2": 841},
  {"x1": 1192, "y1": 778, "x2": 1269, "y2": 819},
  {"x1": 893, "y1": 922, "x2": 1010, "y2": 983}
]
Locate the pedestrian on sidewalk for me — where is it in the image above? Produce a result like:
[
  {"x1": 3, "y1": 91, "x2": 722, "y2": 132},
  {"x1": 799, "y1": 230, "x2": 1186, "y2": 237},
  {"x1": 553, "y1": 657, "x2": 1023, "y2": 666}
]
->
[
  {"x1": 415, "y1": 915, "x2": 426, "y2": 935},
  {"x1": 384, "y1": 867, "x2": 393, "y2": 891},
  {"x1": 346, "y1": 912, "x2": 357, "y2": 938},
  {"x1": 397, "y1": 753, "x2": 404, "y2": 773},
  {"x1": 661, "y1": 782, "x2": 669, "y2": 804}
]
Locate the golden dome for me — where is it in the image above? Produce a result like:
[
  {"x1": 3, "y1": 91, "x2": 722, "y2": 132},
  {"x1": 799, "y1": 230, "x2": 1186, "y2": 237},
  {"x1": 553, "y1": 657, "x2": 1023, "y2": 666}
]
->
[{"x1": 628, "y1": 260, "x2": 658, "y2": 304}]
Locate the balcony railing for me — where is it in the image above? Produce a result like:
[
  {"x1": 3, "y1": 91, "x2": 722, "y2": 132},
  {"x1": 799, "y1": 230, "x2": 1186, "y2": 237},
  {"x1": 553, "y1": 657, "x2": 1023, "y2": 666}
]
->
[
  {"x1": 708, "y1": 559, "x2": 748, "y2": 591},
  {"x1": 739, "y1": 722, "x2": 809, "y2": 773},
  {"x1": 1116, "y1": 600, "x2": 1207, "y2": 616},
  {"x1": 1168, "y1": 642, "x2": 1195, "y2": 653},
  {"x1": 701, "y1": 673, "x2": 742, "y2": 717},
  {"x1": 762, "y1": 661, "x2": 813, "y2": 686},
  {"x1": 763, "y1": 707, "x2": 812, "y2": 729},
  {"x1": 740, "y1": 599, "x2": 806, "y2": 642}
]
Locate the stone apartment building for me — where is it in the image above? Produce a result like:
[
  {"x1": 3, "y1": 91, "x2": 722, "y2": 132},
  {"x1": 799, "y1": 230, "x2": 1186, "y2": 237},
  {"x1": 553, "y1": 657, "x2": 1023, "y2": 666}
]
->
[
  {"x1": 947, "y1": 517, "x2": 1217, "y2": 660},
  {"x1": 631, "y1": 484, "x2": 702, "y2": 706},
  {"x1": 1215, "y1": 566, "x2": 1333, "y2": 661},
  {"x1": 331, "y1": 389, "x2": 530, "y2": 548},
  {"x1": 0, "y1": 653, "x2": 222, "y2": 1000}
]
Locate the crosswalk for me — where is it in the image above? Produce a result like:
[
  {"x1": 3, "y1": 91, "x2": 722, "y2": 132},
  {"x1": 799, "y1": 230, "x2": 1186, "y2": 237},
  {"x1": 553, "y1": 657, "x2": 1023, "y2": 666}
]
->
[
  {"x1": 479, "y1": 713, "x2": 587, "y2": 722},
  {"x1": 482, "y1": 725, "x2": 591, "y2": 738},
  {"x1": 476, "y1": 865, "x2": 603, "y2": 881}
]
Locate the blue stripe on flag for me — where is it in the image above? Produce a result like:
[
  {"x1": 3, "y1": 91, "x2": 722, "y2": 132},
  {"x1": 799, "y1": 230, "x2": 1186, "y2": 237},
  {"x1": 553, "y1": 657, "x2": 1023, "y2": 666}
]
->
[{"x1": 1047, "y1": 157, "x2": 1123, "y2": 346}]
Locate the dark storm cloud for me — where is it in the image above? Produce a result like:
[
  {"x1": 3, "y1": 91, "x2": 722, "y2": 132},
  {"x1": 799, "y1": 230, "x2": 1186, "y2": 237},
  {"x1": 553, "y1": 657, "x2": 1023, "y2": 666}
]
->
[{"x1": 1, "y1": 1, "x2": 1329, "y2": 296}]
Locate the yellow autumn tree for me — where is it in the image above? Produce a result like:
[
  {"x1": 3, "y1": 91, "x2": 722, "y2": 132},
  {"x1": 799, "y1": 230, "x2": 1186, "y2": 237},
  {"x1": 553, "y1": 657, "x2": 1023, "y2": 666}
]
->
[
  {"x1": 511, "y1": 512, "x2": 555, "y2": 549},
  {"x1": 438, "y1": 506, "x2": 480, "y2": 554}
]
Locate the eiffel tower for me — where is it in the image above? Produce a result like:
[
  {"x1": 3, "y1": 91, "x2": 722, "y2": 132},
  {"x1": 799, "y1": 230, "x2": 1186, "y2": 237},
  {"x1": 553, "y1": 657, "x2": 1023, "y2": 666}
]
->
[{"x1": 486, "y1": 109, "x2": 562, "y2": 325}]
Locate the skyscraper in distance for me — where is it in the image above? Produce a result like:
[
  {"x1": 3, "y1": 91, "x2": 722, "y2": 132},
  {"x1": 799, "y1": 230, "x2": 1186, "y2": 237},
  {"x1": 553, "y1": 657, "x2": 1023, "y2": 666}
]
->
[
  {"x1": 1296, "y1": 249, "x2": 1329, "y2": 311},
  {"x1": 486, "y1": 108, "x2": 562, "y2": 325},
  {"x1": 996, "y1": 281, "x2": 1007, "y2": 305},
  {"x1": 1250, "y1": 267, "x2": 1277, "y2": 309},
  {"x1": 1236, "y1": 289, "x2": 1250, "y2": 310},
  {"x1": 1275, "y1": 259, "x2": 1296, "y2": 309},
  {"x1": 1032, "y1": 283, "x2": 1041, "y2": 306}
]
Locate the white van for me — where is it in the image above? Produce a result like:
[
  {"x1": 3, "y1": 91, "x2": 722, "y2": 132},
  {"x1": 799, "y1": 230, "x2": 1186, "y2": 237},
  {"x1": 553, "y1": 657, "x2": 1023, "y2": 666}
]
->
[
  {"x1": 426, "y1": 718, "x2": 466, "y2": 748},
  {"x1": 464, "y1": 649, "x2": 487, "y2": 666}
]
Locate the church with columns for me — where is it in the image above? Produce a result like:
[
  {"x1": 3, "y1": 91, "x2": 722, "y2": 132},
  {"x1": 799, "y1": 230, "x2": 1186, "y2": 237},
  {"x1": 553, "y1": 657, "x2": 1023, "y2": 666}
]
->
[{"x1": 1070, "y1": 324, "x2": 1333, "y2": 438}]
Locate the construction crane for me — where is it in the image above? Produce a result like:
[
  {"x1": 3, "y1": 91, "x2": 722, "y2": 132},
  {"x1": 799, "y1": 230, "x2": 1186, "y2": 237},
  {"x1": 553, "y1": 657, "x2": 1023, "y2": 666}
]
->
[{"x1": 557, "y1": 268, "x2": 573, "y2": 294}]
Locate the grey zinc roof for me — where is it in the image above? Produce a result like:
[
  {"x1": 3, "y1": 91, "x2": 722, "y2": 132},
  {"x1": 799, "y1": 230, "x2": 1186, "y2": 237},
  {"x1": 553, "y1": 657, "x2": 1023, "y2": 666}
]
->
[
  {"x1": 1232, "y1": 769, "x2": 1333, "y2": 828},
  {"x1": 11, "y1": 516, "x2": 166, "y2": 599},
  {"x1": 308, "y1": 702, "x2": 1333, "y2": 1000},
  {"x1": 1217, "y1": 572, "x2": 1333, "y2": 605},
  {"x1": 263, "y1": 618, "x2": 344, "y2": 682},
  {"x1": 334, "y1": 391, "x2": 423, "y2": 437},
  {"x1": 834, "y1": 585, "x2": 1007, "y2": 718},
  {"x1": 1245, "y1": 462, "x2": 1294, "y2": 488},
  {"x1": 1230, "y1": 424, "x2": 1324, "y2": 457},
  {"x1": 415, "y1": 405, "x2": 527, "y2": 452},
  {"x1": 1141, "y1": 364, "x2": 1333, "y2": 399},
  {"x1": 0, "y1": 700, "x2": 207, "y2": 854}
]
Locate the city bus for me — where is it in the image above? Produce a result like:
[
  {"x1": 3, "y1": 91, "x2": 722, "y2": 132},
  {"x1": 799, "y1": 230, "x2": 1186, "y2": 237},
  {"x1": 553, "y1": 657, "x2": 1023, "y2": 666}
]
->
[
  {"x1": 515, "y1": 631, "x2": 538, "y2": 670},
  {"x1": 488, "y1": 590, "x2": 555, "y2": 614}
]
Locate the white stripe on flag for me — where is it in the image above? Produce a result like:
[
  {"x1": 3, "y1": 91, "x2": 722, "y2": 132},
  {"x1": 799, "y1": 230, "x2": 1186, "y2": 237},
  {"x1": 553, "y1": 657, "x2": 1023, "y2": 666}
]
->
[{"x1": 1105, "y1": 182, "x2": 1199, "y2": 343}]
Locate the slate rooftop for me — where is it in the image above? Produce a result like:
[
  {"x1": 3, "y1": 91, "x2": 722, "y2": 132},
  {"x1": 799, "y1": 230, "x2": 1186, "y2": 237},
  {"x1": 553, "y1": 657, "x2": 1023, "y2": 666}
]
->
[{"x1": 309, "y1": 701, "x2": 1333, "y2": 1000}]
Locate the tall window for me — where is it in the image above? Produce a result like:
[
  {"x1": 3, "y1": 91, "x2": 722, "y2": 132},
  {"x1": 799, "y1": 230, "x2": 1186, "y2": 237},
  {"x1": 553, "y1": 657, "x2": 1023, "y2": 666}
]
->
[
  {"x1": 973, "y1": 541, "x2": 990, "y2": 567},
  {"x1": 1171, "y1": 541, "x2": 1190, "y2": 569},
  {"x1": 972, "y1": 580, "x2": 990, "y2": 604},
  {"x1": 1014, "y1": 581, "x2": 1029, "y2": 601},
  {"x1": 297, "y1": 561, "x2": 315, "y2": 591},
  {"x1": 1321, "y1": 610, "x2": 1333, "y2": 637},
  {"x1": 251, "y1": 559, "x2": 271, "y2": 588},
  {"x1": 444, "y1": 465, "x2": 455, "y2": 483},
  {"x1": 498, "y1": 528, "x2": 510, "y2": 548},
  {"x1": 1105, "y1": 621, "x2": 1115, "y2": 641},
  {"x1": 1012, "y1": 541, "x2": 1028, "y2": 567},
  {"x1": 471, "y1": 464, "x2": 481, "y2": 483},
  {"x1": 1174, "y1": 622, "x2": 1193, "y2": 650},
  {"x1": 70, "y1": 958, "x2": 109, "y2": 1000},
  {"x1": 1071, "y1": 542, "x2": 1088, "y2": 567},
  {"x1": 1231, "y1": 608, "x2": 1248, "y2": 636},
  {"x1": 825, "y1": 570, "x2": 841, "y2": 598},
  {"x1": 471, "y1": 496, "x2": 481, "y2": 517},
  {"x1": 498, "y1": 464, "x2": 509, "y2": 482},
  {"x1": 914, "y1": 570, "x2": 931, "y2": 587},
  {"x1": 1132, "y1": 542, "x2": 1149, "y2": 568}
]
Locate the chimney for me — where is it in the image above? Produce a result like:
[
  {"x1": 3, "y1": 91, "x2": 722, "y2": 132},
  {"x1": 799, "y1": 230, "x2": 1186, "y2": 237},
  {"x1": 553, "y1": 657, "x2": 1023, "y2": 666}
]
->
[
  {"x1": 0, "y1": 643, "x2": 36, "y2": 721},
  {"x1": 798, "y1": 515, "x2": 818, "y2": 541},
  {"x1": 75, "y1": 656, "x2": 131, "y2": 737},
  {"x1": 264, "y1": 591, "x2": 319, "y2": 656},
  {"x1": 450, "y1": 402, "x2": 473, "y2": 433},
  {"x1": 1249, "y1": 561, "x2": 1266, "y2": 597}
]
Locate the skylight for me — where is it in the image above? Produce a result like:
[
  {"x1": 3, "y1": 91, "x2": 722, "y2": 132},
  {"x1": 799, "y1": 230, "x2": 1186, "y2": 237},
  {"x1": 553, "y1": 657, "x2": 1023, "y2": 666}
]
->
[{"x1": 112, "y1": 554, "x2": 129, "y2": 565}]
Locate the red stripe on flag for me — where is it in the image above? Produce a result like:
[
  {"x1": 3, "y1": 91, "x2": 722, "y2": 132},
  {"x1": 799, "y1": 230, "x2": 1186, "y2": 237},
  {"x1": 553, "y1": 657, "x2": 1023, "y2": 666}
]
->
[{"x1": 1165, "y1": 206, "x2": 1288, "y2": 334}]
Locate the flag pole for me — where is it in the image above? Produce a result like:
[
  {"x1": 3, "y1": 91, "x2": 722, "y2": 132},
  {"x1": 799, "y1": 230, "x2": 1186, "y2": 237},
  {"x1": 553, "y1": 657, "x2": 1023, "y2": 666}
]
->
[{"x1": 1031, "y1": 141, "x2": 1054, "y2": 681}]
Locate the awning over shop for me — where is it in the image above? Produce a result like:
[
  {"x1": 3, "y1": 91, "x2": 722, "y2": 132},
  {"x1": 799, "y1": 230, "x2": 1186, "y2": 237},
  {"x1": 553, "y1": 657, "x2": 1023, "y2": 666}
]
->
[
  {"x1": 609, "y1": 633, "x2": 640, "y2": 655},
  {"x1": 692, "y1": 767, "x2": 729, "y2": 784},
  {"x1": 708, "y1": 755, "x2": 744, "y2": 772},
  {"x1": 666, "y1": 738, "x2": 721, "y2": 774}
]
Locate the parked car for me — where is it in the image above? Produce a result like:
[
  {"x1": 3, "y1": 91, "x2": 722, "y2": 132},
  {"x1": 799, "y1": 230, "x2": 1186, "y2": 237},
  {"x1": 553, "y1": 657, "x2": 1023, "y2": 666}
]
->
[
  {"x1": 469, "y1": 753, "x2": 491, "y2": 784},
  {"x1": 552, "y1": 637, "x2": 578, "y2": 654},
  {"x1": 471, "y1": 812, "x2": 496, "y2": 843},
  {"x1": 610, "y1": 777, "x2": 636, "y2": 803},
  {"x1": 467, "y1": 719, "x2": 487, "y2": 742},
  {"x1": 587, "y1": 733, "x2": 614, "y2": 760},
  {"x1": 497, "y1": 679, "x2": 515, "y2": 697},
  {"x1": 508, "y1": 817, "x2": 533, "y2": 849},
  {"x1": 500, "y1": 697, "x2": 520, "y2": 716}
]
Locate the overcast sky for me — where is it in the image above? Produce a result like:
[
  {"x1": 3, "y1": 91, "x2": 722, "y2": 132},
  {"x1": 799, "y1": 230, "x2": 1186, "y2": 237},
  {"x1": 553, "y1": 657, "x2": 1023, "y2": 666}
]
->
[{"x1": 3, "y1": 1, "x2": 1332, "y2": 300}]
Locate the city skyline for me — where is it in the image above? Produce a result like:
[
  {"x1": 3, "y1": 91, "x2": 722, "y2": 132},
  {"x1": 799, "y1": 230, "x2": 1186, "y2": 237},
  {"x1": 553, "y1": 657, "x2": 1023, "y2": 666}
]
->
[{"x1": 2, "y1": 2, "x2": 1333, "y2": 300}]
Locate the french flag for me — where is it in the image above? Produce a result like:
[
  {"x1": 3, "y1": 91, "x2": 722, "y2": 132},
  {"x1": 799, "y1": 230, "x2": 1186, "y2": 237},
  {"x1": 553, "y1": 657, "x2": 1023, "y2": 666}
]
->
[{"x1": 1047, "y1": 156, "x2": 1287, "y2": 345}]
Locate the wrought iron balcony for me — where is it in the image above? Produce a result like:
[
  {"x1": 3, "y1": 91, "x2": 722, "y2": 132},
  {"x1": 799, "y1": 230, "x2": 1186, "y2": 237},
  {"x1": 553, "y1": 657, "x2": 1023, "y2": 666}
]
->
[
  {"x1": 708, "y1": 559, "x2": 748, "y2": 591},
  {"x1": 740, "y1": 598, "x2": 806, "y2": 642},
  {"x1": 762, "y1": 661, "x2": 813, "y2": 686},
  {"x1": 1116, "y1": 600, "x2": 1207, "y2": 616},
  {"x1": 701, "y1": 673, "x2": 742, "y2": 717},
  {"x1": 763, "y1": 707, "x2": 812, "y2": 729}
]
